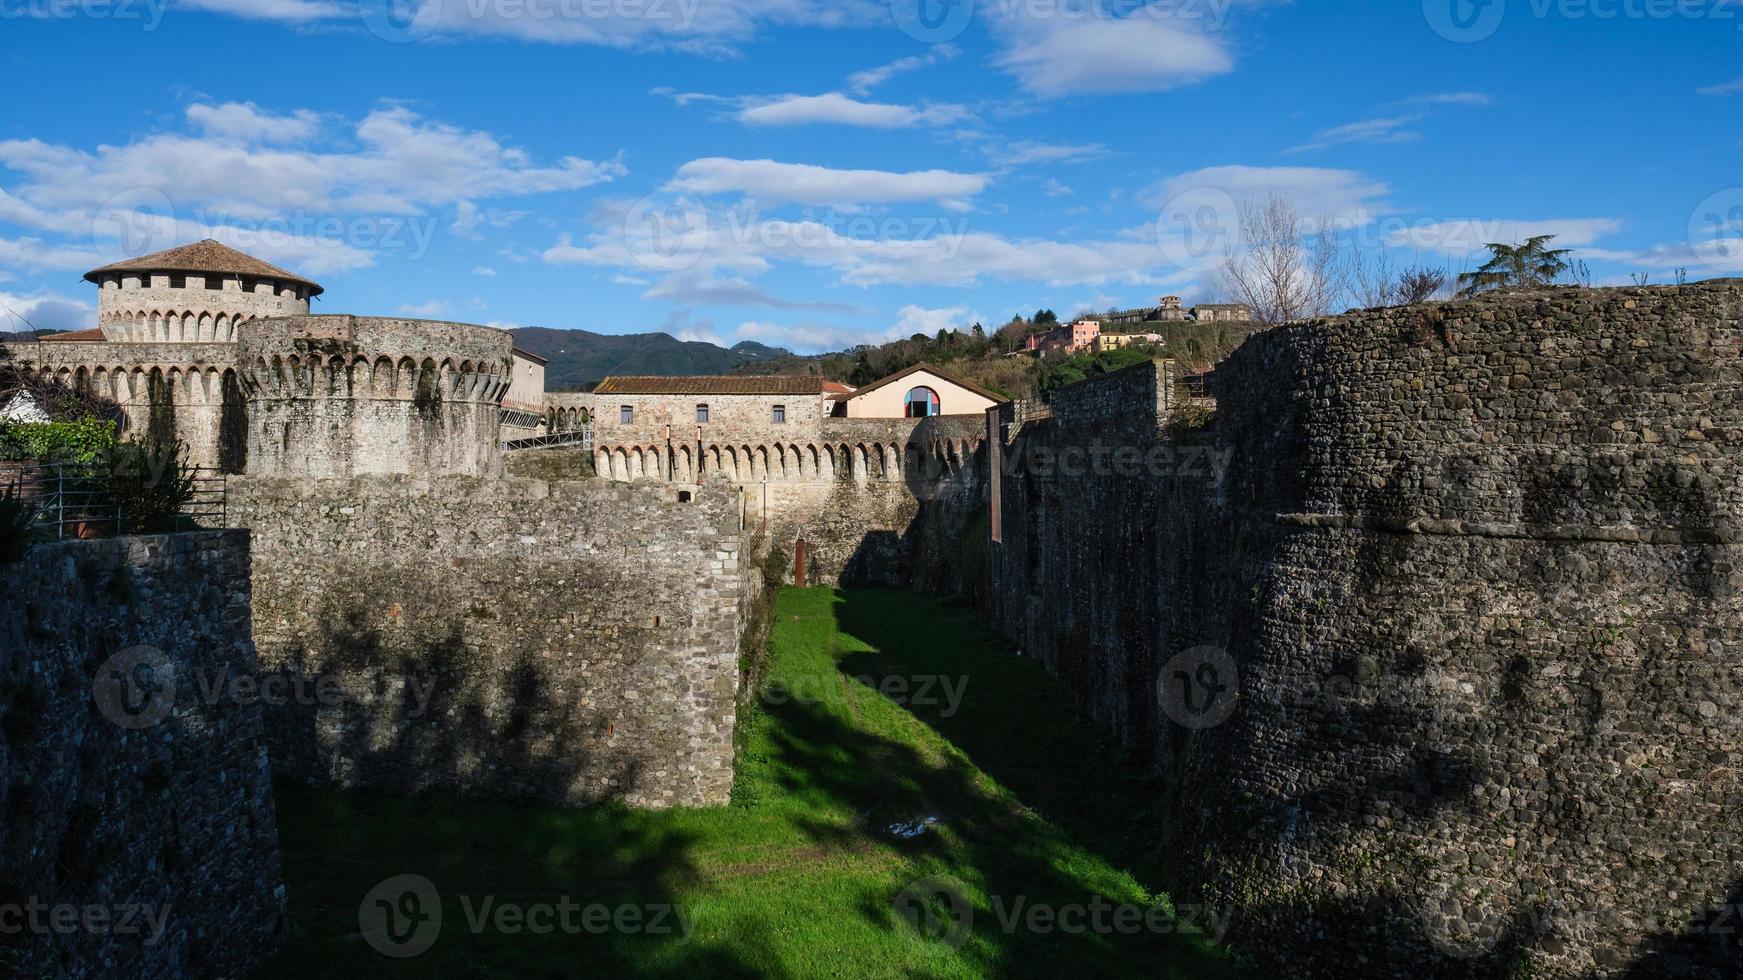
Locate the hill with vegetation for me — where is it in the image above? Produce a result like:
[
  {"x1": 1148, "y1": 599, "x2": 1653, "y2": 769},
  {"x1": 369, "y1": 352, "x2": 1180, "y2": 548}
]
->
[
  {"x1": 510, "y1": 327, "x2": 791, "y2": 391},
  {"x1": 729, "y1": 311, "x2": 1260, "y2": 403}
]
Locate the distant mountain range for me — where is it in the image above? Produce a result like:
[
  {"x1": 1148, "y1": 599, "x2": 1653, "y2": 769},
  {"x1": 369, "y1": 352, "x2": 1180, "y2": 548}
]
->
[{"x1": 510, "y1": 327, "x2": 792, "y2": 391}]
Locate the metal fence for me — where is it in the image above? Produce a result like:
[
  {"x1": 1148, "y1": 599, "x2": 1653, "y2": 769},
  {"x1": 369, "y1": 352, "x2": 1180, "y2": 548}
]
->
[
  {"x1": 504, "y1": 426, "x2": 593, "y2": 453},
  {"x1": 1, "y1": 461, "x2": 228, "y2": 540}
]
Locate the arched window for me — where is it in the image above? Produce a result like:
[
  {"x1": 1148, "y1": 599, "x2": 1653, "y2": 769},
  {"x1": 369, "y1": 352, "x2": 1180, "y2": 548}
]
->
[{"x1": 904, "y1": 386, "x2": 940, "y2": 419}]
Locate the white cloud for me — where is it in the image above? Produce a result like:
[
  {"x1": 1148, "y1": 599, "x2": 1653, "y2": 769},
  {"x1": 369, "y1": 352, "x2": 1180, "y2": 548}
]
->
[
  {"x1": 1144, "y1": 166, "x2": 1392, "y2": 227},
  {"x1": 178, "y1": 0, "x2": 344, "y2": 21},
  {"x1": 891, "y1": 304, "x2": 976, "y2": 337},
  {"x1": 398, "y1": 300, "x2": 451, "y2": 316},
  {"x1": 612, "y1": 273, "x2": 651, "y2": 285},
  {"x1": 1043, "y1": 179, "x2": 1074, "y2": 197},
  {"x1": 847, "y1": 45, "x2": 960, "y2": 94},
  {"x1": 1387, "y1": 218, "x2": 1625, "y2": 256},
  {"x1": 185, "y1": 102, "x2": 322, "y2": 144},
  {"x1": 1287, "y1": 116, "x2": 1422, "y2": 154},
  {"x1": 735, "y1": 93, "x2": 968, "y2": 129},
  {"x1": 0, "y1": 236, "x2": 104, "y2": 272},
  {"x1": 280, "y1": 0, "x2": 890, "y2": 55},
  {"x1": 990, "y1": 9, "x2": 1234, "y2": 98},
  {"x1": 1288, "y1": 93, "x2": 1490, "y2": 153},
  {"x1": 473, "y1": 266, "x2": 498, "y2": 277},
  {"x1": 643, "y1": 267, "x2": 864, "y2": 312},
  {"x1": 0, "y1": 106, "x2": 624, "y2": 226},
  {"x1": 666, "y1": 158, "x2": 991, "y2": 208},
  {"x1": 0, "y1": 290, "x2": 93, "y2": 333},
  {"x1": 1404, "y1": 92, "x2": 1493, "y2": 107},
  {"x1": 995, "y1": 141, "x2": 1110, "y2": 166},
  {"x1": 1697, "y1": 77, "x2": 1743, "y2": 96}
]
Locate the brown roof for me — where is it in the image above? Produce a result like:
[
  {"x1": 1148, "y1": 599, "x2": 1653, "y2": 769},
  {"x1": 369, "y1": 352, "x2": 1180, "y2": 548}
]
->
[
  {"x1": 821, "y1": 381, "x2": 856, "y2": 395},
  {"x1": 830, "y1": 362, "x2": 1009, "y2": 405},
  {"x1": 38, "y1": 328, "x2": 105, "y2": 342},
  {"x1": 84, "y1": 240, "x2": 324, "y2": 296},
  {"x1": 512, "y1": 347, "x2": 549, "y2": 366},
  {"x1": 594, "y1": 375, "x2": 828, "y2": 396}
]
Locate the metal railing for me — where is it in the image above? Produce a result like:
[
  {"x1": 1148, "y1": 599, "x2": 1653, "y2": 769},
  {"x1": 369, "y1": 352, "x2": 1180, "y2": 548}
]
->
[
  {"x1": 500, "y1": 407, "x2": 547, "y2": 430},
  {"x1": 2, "y1": 461, "x2": 228, "y2": 540},
  {"x1": 504, "y1": 426, "x2": 593, "y2": 453}
]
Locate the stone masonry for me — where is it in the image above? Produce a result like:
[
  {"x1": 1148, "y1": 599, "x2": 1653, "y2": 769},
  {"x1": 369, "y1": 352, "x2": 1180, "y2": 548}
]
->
[
  {"x1": 985, "y1": 281, "x2": 1743, "y2": 978},
  {"x1": 227, "y1": 474, "x2": 749, "y2": 809},
  {"x1": 0, "y1": 531, "x2": 286, "y2": 979}
]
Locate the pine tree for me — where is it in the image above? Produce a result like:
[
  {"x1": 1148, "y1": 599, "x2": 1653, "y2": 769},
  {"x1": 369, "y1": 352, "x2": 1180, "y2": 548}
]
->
[{"x1": 1457, "y1": 236, "x2": 1574, "y2": 297}]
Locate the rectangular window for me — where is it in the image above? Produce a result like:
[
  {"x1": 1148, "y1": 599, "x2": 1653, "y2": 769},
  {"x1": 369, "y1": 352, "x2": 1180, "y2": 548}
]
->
[
  {"x1": 204, "y1": 276, "x2": 224, "y2": 290},
  {"x1": 771, "y1": 405, "x2": 786, "y2": 424},
  {"x1": 620, "y1": 405, "x2": 634, "y2": 425},
  {"x1": 696, "y1": 403, "x2": 710, "y2": 423},
  {"x1": 167, "y1": 274, "x2": 186, "y2": 289}
]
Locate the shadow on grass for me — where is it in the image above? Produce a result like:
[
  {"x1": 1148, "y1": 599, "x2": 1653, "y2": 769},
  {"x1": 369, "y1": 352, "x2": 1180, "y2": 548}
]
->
[
  {"x1": 820, "y1": 588, "x2": 1248, "y2": 978},
  {"x1": 259, "y1": 783, "x2": 763, "y2": 979}
]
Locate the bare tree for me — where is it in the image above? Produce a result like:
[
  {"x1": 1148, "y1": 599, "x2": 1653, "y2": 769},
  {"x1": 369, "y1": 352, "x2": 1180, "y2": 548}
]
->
[
  {"x1": 1352, "y1": 248, "x2": 1399, "y2": 309},
  {"x1": 1396, "y1": 266, "x2": 1448, "y2": 305},
  {"x1": 1218, "y1": 194, "x2": 1349, "y2": 327}
]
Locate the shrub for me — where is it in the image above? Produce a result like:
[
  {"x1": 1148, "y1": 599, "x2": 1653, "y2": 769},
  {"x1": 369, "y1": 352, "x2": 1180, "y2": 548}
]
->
[
  {"x1": 0, "y1": 418, "x2": 119, "y2": 464},
  {"x1": 107, "y1": 438, "x2": 197, "y2": 535}
]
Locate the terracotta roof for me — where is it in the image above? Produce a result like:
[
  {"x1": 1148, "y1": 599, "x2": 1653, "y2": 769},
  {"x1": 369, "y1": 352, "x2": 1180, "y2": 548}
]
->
[
  {"x1": 594, "y1": 375, "x2": 828, "y2": 396},
  {"x1": 84, "y1": 240, "x2": 324, "y2": 296},
  {"x1": 831, "y1": 362, "x2": 1009, "y2": 405},
  {"x1": 37, "y1": 328, "x2": 105, "y2": 342},
  {"x1": 821, "y1": 381, "x2": 856, "y2": 395}
]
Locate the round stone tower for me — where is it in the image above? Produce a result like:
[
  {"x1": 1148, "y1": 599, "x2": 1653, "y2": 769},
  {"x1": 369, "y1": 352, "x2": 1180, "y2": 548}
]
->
[
  {"x1": 237, "y1": 315, "x2": 512, "y2": 478},
  {"x1": 84, "y1": 240, "x2": 323, "y2": 343}
]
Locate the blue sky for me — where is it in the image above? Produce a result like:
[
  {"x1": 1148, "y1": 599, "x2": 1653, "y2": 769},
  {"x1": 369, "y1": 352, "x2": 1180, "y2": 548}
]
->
[{"x1": 1, "y1": 0, "x2": 1739, "y2": 351}]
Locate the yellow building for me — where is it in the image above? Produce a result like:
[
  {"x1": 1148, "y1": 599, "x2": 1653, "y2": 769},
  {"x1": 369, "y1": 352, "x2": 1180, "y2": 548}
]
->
[{"x1": 1093, "y1": 332, "x2": 1165, "y2": 354}]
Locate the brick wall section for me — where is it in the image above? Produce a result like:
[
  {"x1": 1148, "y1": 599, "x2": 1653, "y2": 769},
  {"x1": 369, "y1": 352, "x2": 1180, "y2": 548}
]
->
[
  {"x1": 0, "y1": 531, "x2": 286, "y2": 979},
  {"x1": 227, "y1": 474, "x2": 747, "y2": 809},
  {"x1": 987, "y1": 281, "x2": 1743, "y2": 978}
]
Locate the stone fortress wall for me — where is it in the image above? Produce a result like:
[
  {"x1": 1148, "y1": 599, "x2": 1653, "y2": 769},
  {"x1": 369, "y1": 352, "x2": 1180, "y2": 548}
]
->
[
  {"x1": 238, "y1": 315, "x2": 512, "y2": 479},
  {"x1": 984, "y1": 280, "x2": 1743, "y2": 978},
  {"x1": 0, "y1": 531, "x2": 286, "y2": 980},
  {"x1": 93, "y1": 270, "x2": 311, "y2": 342},
  {"x1": 581, "y1": 386, "x2": 991, "y2": 588},
  {"x1": 8, "y1": 315, "x2": 513, "y2": 478},
  {"x1": 227, "y1": 474, "x2": 750, "y2": 808}
]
